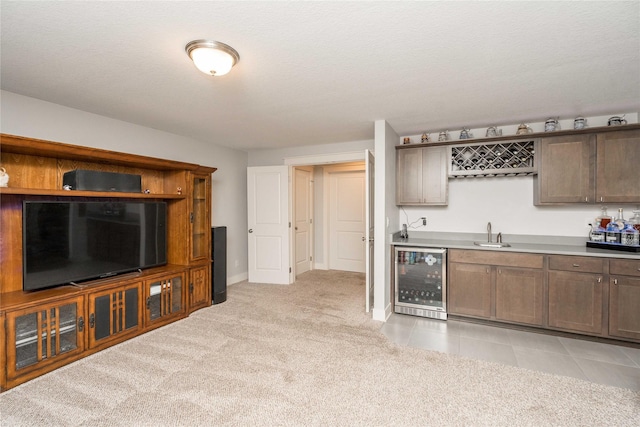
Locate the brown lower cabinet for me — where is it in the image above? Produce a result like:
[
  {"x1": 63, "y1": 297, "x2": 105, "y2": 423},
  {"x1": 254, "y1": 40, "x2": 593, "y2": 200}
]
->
[
  {"x1": 448, "y1": 251, "x2": 640, "y2": 344},
  {"x1": 4, "y1": 295, "x2": 86, "y2": 390},
  {"x1": 188, "y1": 265, "x2": 211, "y2": 313},
  {"x1": 144, "y1": 271, "x2": 186, "y2": 329},
  {"x1": 448, "y1": 250, "x2": 544, "y2": 326},
  {"x1": 495, "y1": 267, "x2": 544, "y2": 326},
  {"x1": 548, "y1": 270, "x2": 604, "y2": 334},
  {"x1": 87, "y1": 282, "x2": 143, "y2": 350},
  {"x1": 609, "y1": 259, "x2": 640, "y2": 340},
  {"x1": 448, "y1": 262, "x2": 492, "y2": 318},
  {"x1": 547, "y1": 255, "x2": 605, "y2": 335}
]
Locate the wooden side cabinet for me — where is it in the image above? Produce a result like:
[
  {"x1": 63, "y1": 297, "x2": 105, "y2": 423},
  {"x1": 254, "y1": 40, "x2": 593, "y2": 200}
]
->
[
  {"x1": 608, "y1": 259, "x2": 640, "y2": 340},
  {"x1": 188, "y1": 265, "x2": 211, "y2": 313},
  {"x1": 87, "y1": 282, "x2": 143, "y2": 349},
  {"x1": 4, "y1": 296, "x2": 85, "y2": 389},
  {"x1": 396, "y1": 146, "x2": 448, "y2": 206}
]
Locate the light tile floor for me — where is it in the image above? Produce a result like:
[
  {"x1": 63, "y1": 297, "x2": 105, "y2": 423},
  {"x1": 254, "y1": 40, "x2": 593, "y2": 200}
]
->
[{"x1": 381, "y1": 313, "x2": 640, "y2": 391}]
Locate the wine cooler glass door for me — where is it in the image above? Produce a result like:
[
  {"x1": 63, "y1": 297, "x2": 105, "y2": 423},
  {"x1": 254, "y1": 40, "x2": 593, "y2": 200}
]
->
[{"x1": 395, "y1": 247, "x2": 447, "y2": 317}]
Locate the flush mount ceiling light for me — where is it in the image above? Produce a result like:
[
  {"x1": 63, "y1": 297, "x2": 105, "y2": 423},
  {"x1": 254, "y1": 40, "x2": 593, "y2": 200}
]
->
[{"x1": 185, "y1": 39, "x2": 240, "y2": 76}]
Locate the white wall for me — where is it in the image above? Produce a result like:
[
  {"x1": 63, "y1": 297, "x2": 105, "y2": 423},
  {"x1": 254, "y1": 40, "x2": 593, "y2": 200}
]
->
[
  {"x1": 397, "y1": 113, "x2": 640, "y2": 238},
  {"x1": 373, "y1": 120, "x2": 399, "y2": 322},
  {"x1": 400, "y1": 177, "x2": 640, "y2": 238},
  {"x1": 1, "y1": 90, "x2": 249, "y2": 284},
  {"x1": 248, "y1": 139, "x2": 373, "y2": 166}
]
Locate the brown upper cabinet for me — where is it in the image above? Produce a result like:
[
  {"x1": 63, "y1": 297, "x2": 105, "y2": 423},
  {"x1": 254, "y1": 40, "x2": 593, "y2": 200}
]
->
[
  {"x1": 396, "y1": 146, "x2": 448, "y2": 206},
  {"x1": 535, "y1": 128, "x2": 640, "y2": 204}
]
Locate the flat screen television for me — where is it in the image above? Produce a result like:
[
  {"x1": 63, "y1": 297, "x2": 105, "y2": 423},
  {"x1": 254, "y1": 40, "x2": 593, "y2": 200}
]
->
[{"x1": 23, "y1": 201, "x2": 167, "y2": 291}]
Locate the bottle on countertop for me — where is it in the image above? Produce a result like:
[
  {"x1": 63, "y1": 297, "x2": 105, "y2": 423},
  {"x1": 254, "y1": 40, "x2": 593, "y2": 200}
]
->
[
  {"x1": 596, "y1": 206, "x2": 612, "y2": 230},
  {"x1": 589, "y1": 223, "x2": 604, "y2": 242},
  {"x1": 605, "y1": 208, "x2": 626, "y2": 244},
  {"x1": 619, "y1": 209, "x2": 639, "y2": 246},
  {"x1": 630, "y1": 210, "x2": 640, "y2": 233},
  {"x1": 614, "y1": 208, "x2": 626, "y2": 229}
]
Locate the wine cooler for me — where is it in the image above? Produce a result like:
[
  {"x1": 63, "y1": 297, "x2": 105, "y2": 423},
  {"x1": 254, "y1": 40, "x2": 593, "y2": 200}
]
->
[{"x1": 394, "y1": 247, "x2": 447, "y2": 320}]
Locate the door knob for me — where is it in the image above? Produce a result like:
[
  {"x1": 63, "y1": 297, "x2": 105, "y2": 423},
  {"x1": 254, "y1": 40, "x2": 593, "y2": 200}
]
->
[{"x1": 248, "y1": 229, "x2": 253, "y2": 233}]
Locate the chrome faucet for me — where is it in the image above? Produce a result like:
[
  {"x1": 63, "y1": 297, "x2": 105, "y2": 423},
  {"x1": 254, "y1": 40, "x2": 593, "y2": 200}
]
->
[
  {"x1": 487, "y1": 222, "x2": 492, "y2": 242},
  {"x1": 497, "y1": 232, "x2": 503, "y2": 243}
]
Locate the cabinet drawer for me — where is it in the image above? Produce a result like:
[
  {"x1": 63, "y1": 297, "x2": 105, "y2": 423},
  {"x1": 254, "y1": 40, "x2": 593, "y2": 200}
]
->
[
  {"x1": 548, "y1": 255, "x2": 605, "y2": 274},
  {"x1": 449, "y1": 249, "x2": 543, "y2": 269},
  {"x1": 610, "y1": 259, "x2": 640, "y2": 277}
]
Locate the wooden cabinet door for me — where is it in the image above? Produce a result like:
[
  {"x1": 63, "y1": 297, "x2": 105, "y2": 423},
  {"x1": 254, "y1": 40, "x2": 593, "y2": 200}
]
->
[
  {"x1": 534, "y1": 134, "x2": 595, "y2": 204},
  {"x1": 5, "y1": 296, "x2": 85, "y2": 384},
  {"x1": 188, "y1": 265, "x2": 210, "y2": 313},
  {"x1": 548, "y1": 270, "x2": 603, "y2": 334},
  {"x1": 609, "y1": 276, "x2": 640, "y2": 340},
  {"x1": 596, "y1": 129, "x2": 640, "y2": 203},
  {"x1": 448, "y1": 262, "x2": 492, "y2": 318},
  {"x1": 396, "y1": 147, "x2": 424, "y2": 205},
  {"x1": 396, "y1": 146, "x2": 448, "y2": 206},
  {"x1": 145, "y1": 273, "x2": 186, "y2": 327},
  {"x1": 88, "y1": 282, "x2": 142, "y2": 349},
  {"x1": 495, "y1": 267, "x2": 543, "y2": 326},
  {"x1": 190, "y1": 173, "x2": 211, "y2": 262},
  {"x1": 422, "y1": 146, "x2": 448, "y2": 205}
]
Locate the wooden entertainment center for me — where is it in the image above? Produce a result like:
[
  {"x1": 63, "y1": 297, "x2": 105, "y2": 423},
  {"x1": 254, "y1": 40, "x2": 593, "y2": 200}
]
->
[{"x1": 0, "y1": 133, "x2": 216, "y2": 391}]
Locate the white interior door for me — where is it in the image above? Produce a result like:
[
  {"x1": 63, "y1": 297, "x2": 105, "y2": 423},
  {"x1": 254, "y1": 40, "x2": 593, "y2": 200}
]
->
[
  {"x1": 294, "y1": 167, "x2": 312, "y2": 276},
  {"x1": 247, "y1": 166, "x2": 291, "y2": 284},
  {"x1": 365, "y1": 150, "x2": 375, "y2": 312},
  {"x1": 329, "y1": 170, "x2": 365, "y2": 272}
]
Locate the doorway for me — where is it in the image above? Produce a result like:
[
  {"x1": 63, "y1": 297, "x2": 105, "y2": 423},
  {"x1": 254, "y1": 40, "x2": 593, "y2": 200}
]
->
[{"x1": 325, "y1": 165, "x2": 366, "y2": 272}]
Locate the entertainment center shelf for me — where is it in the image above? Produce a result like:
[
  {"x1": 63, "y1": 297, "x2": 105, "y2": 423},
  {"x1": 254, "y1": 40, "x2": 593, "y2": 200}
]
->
[
  {"x1": 0, "y1": 187, "x2": 186, "y2": 199},
  {"x1": 0, "y1": 133, "x2": 216, "y2": 391}
]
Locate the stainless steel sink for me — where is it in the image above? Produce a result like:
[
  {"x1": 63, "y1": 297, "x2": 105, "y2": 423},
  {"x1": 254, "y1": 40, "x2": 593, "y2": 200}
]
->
[{"x1": 474, "y1": 242, "x2": 511, "y2": 248}]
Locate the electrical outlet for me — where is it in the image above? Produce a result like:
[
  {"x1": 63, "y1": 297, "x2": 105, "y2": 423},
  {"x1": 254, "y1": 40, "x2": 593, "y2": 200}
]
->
[{"x1": 422, "y1": 217, "x2": 427, "y2": 226}]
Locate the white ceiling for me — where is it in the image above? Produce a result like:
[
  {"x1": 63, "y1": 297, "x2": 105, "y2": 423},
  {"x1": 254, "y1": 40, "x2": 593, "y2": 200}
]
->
[{"x1": 1, "y1": 1, "x2": 639, "y2": 151}]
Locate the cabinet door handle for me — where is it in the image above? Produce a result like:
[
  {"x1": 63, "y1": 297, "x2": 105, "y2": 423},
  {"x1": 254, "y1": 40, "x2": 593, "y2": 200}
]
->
[
  {"x1": 89, "y1": 313, "x2": 95, "y2": 329},
  {"x1": 585, "y1": 197, "x2": 588, "y2": 202},
  {"x1": 597, "y1": 277, "x2": 602, "y2": 283},
  {"x1": 572, "y1": 264, "x2": 580, "y2": 268},
  {"x1": 486, "y1": 268, "x2": 490, "y2": 274},
  {"x1": 614, "y1": 278, "x2": 618, "y2": 285},
  {"x1": 78, "y1": 316, "x2": 85, "y2": 332},
  {"x1": 600, "y1": 197, "x2": 604, "y2": 202}
]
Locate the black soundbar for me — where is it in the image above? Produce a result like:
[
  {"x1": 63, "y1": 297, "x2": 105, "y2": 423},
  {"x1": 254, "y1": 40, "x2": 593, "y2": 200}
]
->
[{"x1": 63, "y1": 169, "x2": 142, "y2": 192}]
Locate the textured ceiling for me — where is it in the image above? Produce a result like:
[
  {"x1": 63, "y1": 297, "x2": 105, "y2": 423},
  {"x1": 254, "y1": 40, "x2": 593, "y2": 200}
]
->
[{"x1": 1, "y1": 1, "x2": 639, "y2": 151}]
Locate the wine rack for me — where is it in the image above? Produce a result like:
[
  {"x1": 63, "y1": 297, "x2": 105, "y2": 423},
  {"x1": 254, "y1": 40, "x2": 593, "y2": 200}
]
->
[{"x1": 448, "y1": 139, "x2": 537, "y2": 177}]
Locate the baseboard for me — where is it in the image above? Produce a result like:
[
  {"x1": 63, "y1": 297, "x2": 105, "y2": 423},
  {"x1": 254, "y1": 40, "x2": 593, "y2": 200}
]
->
[
  {"x1": 313, "y1": 263, "x2": 328, "y2": 270},
  {"x1": 372, "y1": 302, "x2": 391, "y2": 322},
  {"x1": 228, "y1": 272, "x2": 248, "y2": 285}
]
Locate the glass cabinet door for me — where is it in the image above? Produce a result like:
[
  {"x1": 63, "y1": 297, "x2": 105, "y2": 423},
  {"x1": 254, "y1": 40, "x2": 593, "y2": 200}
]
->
[
  {"x1": 191, "y1": 175, "x2": 209, "y2": 261},
  {"x1": 7, "y1": 296, "x2": 84, "y2": 378},
  {"x1": 146, "y1": 274, "x2": 184, "y2": 323},
  {"x1": 88, "y1": 283, "x2": 141, "y2": 348}
]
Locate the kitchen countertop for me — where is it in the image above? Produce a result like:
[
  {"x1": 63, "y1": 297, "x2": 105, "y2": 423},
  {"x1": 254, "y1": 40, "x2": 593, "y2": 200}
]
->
[{"x1": 391, "y1": 231, "x2": 640, "y2": 260}]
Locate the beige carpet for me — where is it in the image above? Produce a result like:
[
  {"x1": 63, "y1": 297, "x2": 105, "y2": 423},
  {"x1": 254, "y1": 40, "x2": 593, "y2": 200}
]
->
[{"x1": 1, "y1": 270, "x2": 638, "y2": 426}]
